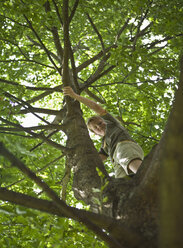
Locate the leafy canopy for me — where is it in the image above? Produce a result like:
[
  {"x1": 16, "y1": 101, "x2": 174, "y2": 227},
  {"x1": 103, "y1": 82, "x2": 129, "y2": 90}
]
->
[{"x1": 0, "y1": 0, "x2": 182, "y2": 247}]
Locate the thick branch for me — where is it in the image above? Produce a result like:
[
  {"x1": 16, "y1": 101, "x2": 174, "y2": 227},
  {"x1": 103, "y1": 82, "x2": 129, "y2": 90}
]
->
[
  {"x1": 27, "y1": 85, "x2": 62, "y2": 104},
  {"x1": 68, "y1": 41, "x2": 80, "y2": 93},
  {"x1": 60, "y1": 159, "x2": 71, "y2": 200},
  {"x1": 62, "y1": 0, "x2": 73, "y2": 112},
  {"x1": 19, "y1": 107, "x2": 60, "y2": 115},
  {"x1": 51, "y1": 26, "x2": 63, "y2": 62},
  {"x1": 0, "y1": 143, "x2": 123, "y2": 248},
  {"x1": 0, "y1": 187, "x2": 141, "y2": 247}
]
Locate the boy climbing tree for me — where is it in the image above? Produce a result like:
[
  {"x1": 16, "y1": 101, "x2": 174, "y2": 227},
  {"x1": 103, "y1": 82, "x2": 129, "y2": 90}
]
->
[{"x1": 63, "y1": 86, "x2": 144, "y2": 178}]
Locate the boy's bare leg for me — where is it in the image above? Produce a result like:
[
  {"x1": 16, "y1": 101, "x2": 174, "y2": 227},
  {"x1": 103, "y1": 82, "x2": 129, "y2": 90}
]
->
[{"x1": 128, "y1": 159, "x2": 142, "y2": 174}]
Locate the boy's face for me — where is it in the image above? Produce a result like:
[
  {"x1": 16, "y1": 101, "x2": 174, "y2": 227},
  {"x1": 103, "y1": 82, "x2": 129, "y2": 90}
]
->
[{"x1": 90, "y1": 119, "x2": 106, "y2": 137}]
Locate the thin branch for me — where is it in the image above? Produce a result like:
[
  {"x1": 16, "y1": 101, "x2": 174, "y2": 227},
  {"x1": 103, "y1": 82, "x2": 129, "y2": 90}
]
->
[
  {"x1": 27, "y1": 85, "x2": 62, "y2": 104},
  {"x1": 3, "y1": 91, "x2": 50, "y2": 125},
  {"x1": 29, "y1": 130, "x2": 60, "y2": 152},
  {"x1": 23, "y1": 15, "x2": 61, "y2": 75},
  {"x1": 116, "y1": 116, "x2": 141, "y2": 128},
  {"x1": 0, "y1": 126, "x2": 25, "y2": 132},
  {"x1": 1, "y1": 82, "x2": 62, "y2": 105},
  {"x1": 131, "y1": 9, "x2": 150, "y2": 51},
  {"x1": 145, "y1": 34, "x2": 183, "y2": 50},
  {"x1": 86, "y1": 13, "x2": 105, "y2": 51},
  {"x1": 0, "y1": 131, "x2": 33, "y2": 139},
  {"x1": 149, "y1": 44, "x2": 168, "y2": 56},
  {"x1": 0, "y1": 79, "x2": 62, "y2": 92},
  {"x1": 1, "y1": 38, "x2": 29, "y2": 59},
  {"x1": 72, "y1": 40, "x2": 89, "y2": 53},
  {"x1": 76, "y1": 45, "x2": 116, "y2": 73},
  {"x1": 0, "y1": 59, "x2": 55, "y2": 69},
  {"x1": 29, "y1": 107, "x2": 67, "y2": 151},
  {"x1": 44, "y1": 0, "x2": 51, "y2": 12},
  {"x1": 84, "y1": 65, "x2": 115, "y2": 89},
  {"x1": 6, "y1": 154, "x2": 65, "y2": 189},
  {"x1": 0, "y1": 124, "x2": 63, "y2": 132},
  {"x1": 135, "y1": 132, "x2": 159, "y2": 142},
  {"x1": 27, "y1": 35, "x2": 60, "y2": 62},
  {"x1": 85, "y1": 53, "x2": 110, "y2": 84},
  {"x1": 52, "y1": 0, "x2": 63, "y2": 26},
  {"x1": 84, "y1": 88, "x2": 106, "y2": 104},
  {"x1": 0, "y1": 118, "x2": 68, "y2": 152},
  {"x1": 0, "y1": 78, "x2": 20, "y2": 86},
  {"x1": 22, "y1": 86, "x2": 61, "y2": 92},
  {"x1": 115, "y1": 18, "x2": 130, "y2": 44},
  {"x1": 1, "y1": 37, "x2": 56, "y2": 67},
  {"x1": 0, "y1": 14, "x2": 28, "y2": 27},
  {"x1": 23, "y1": 87, "x2": 61, "y2": 92},
  {"x1": 69, "y1": 0, "x2": 79, "y2": 23},
  {"x1": 90, "y1": 81, "x2": 136, "y2": 88},
  {"x1": 133, "y1": 23, "x2": 152, "y2": 40}
]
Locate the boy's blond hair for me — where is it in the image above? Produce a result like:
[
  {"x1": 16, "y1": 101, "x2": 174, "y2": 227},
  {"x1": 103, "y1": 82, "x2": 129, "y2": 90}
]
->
[{"x1": 87, "y1": 115, "x2": 103, "y2": 132}]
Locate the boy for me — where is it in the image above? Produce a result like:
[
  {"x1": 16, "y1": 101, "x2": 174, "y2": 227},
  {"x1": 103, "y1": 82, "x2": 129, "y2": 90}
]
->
[{"x1": 63, "y1": 86, "x2": 144, "y2": 178}]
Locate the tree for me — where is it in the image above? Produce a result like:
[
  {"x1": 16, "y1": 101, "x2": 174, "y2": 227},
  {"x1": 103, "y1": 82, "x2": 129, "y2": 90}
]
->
[{"x1": 0, "y1": 0, "x2": 183, "y2": 247}]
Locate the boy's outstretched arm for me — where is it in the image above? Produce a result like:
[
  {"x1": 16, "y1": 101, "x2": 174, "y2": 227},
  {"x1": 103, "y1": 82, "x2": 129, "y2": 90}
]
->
[{"x1": 63, "y1": 86, "x2": 107, "y2": 115}]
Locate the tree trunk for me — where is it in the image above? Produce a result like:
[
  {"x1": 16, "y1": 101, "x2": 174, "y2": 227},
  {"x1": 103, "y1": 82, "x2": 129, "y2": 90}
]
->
[
  {"x1": 63, "y1": 100, "x2": 109, "y2": 211},
  {"x1": 159, "y1": 55, "x2": 183, "y2": 248}
]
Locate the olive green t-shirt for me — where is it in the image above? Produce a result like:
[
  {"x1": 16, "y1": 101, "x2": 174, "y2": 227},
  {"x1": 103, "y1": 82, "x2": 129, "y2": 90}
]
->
[{"x1": 99, "y1": 113, "x2": 135, "y2": 159}]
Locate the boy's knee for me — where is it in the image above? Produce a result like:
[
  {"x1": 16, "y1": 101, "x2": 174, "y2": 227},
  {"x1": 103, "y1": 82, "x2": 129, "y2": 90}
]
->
[{"x1": 128, "y1": 159, "x2": 142, "y2": 174}]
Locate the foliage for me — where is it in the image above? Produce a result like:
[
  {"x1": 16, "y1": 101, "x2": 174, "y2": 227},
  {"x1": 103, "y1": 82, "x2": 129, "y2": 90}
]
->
[{"x1": 0, "y1": 0, "x2": 182, "y2": 247}]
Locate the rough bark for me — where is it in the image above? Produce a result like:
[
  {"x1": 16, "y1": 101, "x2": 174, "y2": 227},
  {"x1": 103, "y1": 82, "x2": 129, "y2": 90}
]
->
[
  {"x1": 62, "y1": 100, "x2": 109, "y2": 210},
  {"x1": 159, "y1": 55, "x2": 183, "y2": 248}
]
